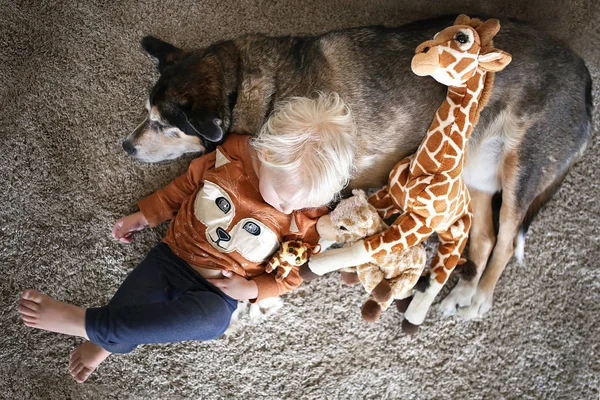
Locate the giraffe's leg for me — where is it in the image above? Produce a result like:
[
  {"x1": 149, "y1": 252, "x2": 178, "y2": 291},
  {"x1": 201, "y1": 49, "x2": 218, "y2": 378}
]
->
[
  {"x1": 309, "y1": 212, "x2": 431, "y2": 275},
  {"x1": 368, "y1": 186, "x2": 396, "y2": 219},
  {"x1": 404, "y1": 213, "x2": 472, "y2": 327},
  {"x1": 440, "y1": 189, "x2": 495, "y2": 315}
]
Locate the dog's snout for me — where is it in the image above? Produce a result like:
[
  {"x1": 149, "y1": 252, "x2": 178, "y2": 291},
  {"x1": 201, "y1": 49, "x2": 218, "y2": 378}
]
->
[{"x1": 122, "y1": 141, "x2": 136, "y2": 155}]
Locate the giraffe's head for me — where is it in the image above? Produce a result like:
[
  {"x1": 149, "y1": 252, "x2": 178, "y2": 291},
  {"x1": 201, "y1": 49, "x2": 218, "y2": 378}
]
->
[{"x1": 411, "y1": 14, "x2": 512, "y2": 87}]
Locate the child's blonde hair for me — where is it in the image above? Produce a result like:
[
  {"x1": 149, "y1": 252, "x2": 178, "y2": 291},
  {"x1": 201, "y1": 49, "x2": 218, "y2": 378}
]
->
[{"x1": 251, "y1": 92, "x2": 356, "y2": 208}]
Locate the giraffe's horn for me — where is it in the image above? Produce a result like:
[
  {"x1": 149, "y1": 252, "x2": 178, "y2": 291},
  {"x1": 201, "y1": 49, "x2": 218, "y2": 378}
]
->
[
  {"x1": 454, "y1": 14, "x2": 471, "y2": 26},
  {"x1": 476, "y1": 18, "x2": 501, "y2": 47}
]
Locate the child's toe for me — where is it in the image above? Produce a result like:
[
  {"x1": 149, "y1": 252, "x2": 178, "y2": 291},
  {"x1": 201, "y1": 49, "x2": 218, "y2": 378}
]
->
[
  {"x1": 74, "y1": 368, "x2": 93, "y2": 383},
  {"x1": 19, "y1": 298, "x2": 40, "y2": 311},
  {"x1": 69, "y1": 361, "x2": 84, "y2": 375},
  {"x1": 21, "y1": 289, "x2": 44, "y2": 303},
  {"x1": 18, "y1": 304, "x2": 37, "y2": 317},
  {"x1": 22, "y1": 318, "x2": 37, "y2": 327}
]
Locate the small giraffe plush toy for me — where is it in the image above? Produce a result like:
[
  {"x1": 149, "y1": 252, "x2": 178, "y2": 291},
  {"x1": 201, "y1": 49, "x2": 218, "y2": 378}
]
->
[
  {"x1": 309, "y1": 15, "x2": 512, "y2": 333},
  {"x1": 316, "y1": 189, "x2": 427, "y2": 322},
  {"x1": 266, "y1": 240, "x2": 320, "y2": 282}
]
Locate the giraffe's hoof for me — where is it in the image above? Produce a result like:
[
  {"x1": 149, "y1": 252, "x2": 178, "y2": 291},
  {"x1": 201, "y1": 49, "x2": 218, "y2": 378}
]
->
[
  {"x1": 298, "y1": 264, "x2": 319, "y2": 281},
  {"x1": 402, "y1": 318, "x2": 420, "y2": 335},
  {"x1": 395, "y1": 297, "x2": 413, "y2": 313},
  {"x1": 340, "y1": 271, "x2": 360, "y2": 285},
  {"x1": 361, "y1": 299, "x2": 382, "y2": 322},
  {"x1": 456, "y1": 259, "x2": 477, "y2": 281}
]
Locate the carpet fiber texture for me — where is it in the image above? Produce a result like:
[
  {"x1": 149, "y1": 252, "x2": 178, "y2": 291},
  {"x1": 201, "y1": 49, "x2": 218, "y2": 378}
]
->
[{"x1": 1, "y1": 0, "x2": 599, "y2": 399}]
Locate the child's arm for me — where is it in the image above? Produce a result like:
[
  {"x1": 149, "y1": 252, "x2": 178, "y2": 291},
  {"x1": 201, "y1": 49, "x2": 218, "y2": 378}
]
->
[
  {"x1": 137, "y1": 152, "x2": 216, "y2": 227},
  {"x1": 249, "y1": 267, "x2": 303, "y2": 302},
  {"x1": 207, "y1": 271, "x2": 259, "y2": 301},
  {"x1": 112, "y1": 211, "x2": 149, "y2": 243},
  {"x1": 207, "y1": 269, "x2": 301, "y2": 302}
]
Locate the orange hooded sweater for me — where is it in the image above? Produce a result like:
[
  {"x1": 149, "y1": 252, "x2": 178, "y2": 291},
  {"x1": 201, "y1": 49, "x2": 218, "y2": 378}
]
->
[{"x1": 138, "y1": 135, "x2": 326, "y2": 302}]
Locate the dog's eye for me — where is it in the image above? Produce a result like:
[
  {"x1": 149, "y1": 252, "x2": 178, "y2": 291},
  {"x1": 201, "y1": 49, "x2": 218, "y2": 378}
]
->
[
  {"x1": 455, "y1": 33, "x2": 469, "y2": 44},
  {"x1": 339, "y1": 226, "x2": 348, "y2": 231},
  {"x1": 162, "y1": 127, "x2": 180, "y2": 137},
  {"x1": 288, "y1": 247, "x2": 295, "y2": 253}
]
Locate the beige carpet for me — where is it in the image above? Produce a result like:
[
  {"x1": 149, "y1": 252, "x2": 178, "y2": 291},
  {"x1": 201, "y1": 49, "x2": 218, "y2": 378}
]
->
[{"x1": 1, "y1": 0, "x2": 599, "y2": 398}]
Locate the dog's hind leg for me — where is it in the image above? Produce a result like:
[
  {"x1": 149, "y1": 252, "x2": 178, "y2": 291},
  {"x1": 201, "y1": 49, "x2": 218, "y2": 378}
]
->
[
  {"x1": 460, "y1": 149, "x2": 525, "y2": 319},
  {"x1": 440, "y1": 189, "x2": 496, "y2": 315}
]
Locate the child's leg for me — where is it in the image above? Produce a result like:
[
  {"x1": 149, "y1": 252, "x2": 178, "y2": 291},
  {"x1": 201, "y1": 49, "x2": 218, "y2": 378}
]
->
[
  {"x1": 21, "y1": 243, "x2": 236, "y2": 382},
  {"x1": 67, "y1": 243, "x2": 185, "y2": 382},
  {"x1": 71, "y1": 242, "x2": 235, "y2": 383},
  {"x1": 18, "y1": 289, "x2": 108, "y2": 382},
  {"x1": 85, "y1": 243, "x2": 237, "y2": 353},
  {"x1": 86, "y1": 288, "x2": 234, "y2": 349}
]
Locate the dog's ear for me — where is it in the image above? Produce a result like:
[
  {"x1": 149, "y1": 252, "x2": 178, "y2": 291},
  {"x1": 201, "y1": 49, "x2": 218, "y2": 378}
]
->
[
  {"x1": 183, "y1": 115, "x2": 224, "y2": 142},
  {"x1": 141, "y1": 36, "x2": 185, "y2": 73},
  {"x1": 161, "y1": 103, "x2": 224, "y2": 142}
]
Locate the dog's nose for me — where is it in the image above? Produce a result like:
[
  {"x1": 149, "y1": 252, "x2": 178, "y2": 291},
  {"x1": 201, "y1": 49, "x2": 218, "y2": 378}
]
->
[{"x1": 122, "y1": 141, "x2": 136, "y2": 155}]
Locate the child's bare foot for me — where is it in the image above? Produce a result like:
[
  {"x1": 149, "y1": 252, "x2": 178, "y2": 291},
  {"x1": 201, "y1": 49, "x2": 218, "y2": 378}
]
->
[
  {"x1": 18, "y1": 289, "x2": 88, "y2": 339},
  {"x1": 69, "y1": 341, "x2": 111, "y2": 383}
]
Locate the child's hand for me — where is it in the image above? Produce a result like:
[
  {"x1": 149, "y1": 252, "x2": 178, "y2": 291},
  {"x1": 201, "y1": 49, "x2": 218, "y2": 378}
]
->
[
  {"x1": 112, "y1": 211, "x2": 149, "y2": 244},
  {"x1": 207, "y1": 271, "x2": 259, "y2": 301}
]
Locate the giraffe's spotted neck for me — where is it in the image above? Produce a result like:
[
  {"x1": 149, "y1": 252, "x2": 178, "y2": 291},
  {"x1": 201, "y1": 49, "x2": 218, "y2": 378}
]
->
[{"x1": 410, "y1": 69, "x2": 488, "y2": 177}]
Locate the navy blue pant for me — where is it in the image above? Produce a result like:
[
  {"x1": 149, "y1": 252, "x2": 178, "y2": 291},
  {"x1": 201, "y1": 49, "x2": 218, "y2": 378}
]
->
[{"x1": 85, "y1": 243, "x2": 238, "y2": 353}]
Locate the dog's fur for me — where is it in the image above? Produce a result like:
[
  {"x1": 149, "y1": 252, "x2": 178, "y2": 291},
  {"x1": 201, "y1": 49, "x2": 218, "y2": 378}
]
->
[{"x1": 123, "y1": 16, "x2": 592, "y2": 319}]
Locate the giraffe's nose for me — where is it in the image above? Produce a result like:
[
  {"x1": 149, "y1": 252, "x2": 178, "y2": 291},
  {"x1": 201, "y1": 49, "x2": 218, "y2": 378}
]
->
[{"x1": 415, "y1": 41, "x2": 435, "y2": 55}]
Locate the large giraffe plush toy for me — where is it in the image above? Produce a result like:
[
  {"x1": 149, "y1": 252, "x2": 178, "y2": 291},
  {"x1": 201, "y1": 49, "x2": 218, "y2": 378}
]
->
[{"x1": 308, "y1": 15, "x2": 512, "y2": 333}]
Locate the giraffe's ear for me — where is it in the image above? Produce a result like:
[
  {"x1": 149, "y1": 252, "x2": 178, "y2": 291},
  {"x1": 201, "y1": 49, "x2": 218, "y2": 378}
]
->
[
  {"x1": 476, "y1": 18, "x2": 501, "y2": 46},
  {"x1": 352, "y1": 189, "x2": 369, "y2": 205},
  {"x1": 478, "y1": 49, "x2": 512, "y2": 72},
  {"x1": 454, "y1": 14, "x2": 471, "y2": 26}
]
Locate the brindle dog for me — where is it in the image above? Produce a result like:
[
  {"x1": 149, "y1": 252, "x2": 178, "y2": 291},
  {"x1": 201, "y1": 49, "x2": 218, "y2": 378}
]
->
[{"x1": 123, "y1": 16, "x2": 592, "y2": 321}]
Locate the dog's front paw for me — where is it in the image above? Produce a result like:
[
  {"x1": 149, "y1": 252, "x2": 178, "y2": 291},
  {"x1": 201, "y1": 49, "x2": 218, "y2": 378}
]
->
[
  {"x1": 248, "y1": 302, "x2": 267, "y2": 322},
  {"x1": 458, "y1": 288, "x2": 493, "y2": 320},
  {"x1": 258, "y1": 296, "x2": 284, "y2": 316},
  {"x1": 439, "y1": 280, "x2": 477, "y2": 316}
]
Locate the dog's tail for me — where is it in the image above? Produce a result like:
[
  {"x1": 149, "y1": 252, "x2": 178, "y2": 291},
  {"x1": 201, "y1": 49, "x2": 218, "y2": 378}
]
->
[{"x1": 516, "y1": 64, "x2": 593, "y2": 264}]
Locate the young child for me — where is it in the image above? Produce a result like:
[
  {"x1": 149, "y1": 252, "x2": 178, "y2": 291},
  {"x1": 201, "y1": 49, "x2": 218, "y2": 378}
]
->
[{"x1": 18, "y1": 93, "x2": 356, "y2": 383}]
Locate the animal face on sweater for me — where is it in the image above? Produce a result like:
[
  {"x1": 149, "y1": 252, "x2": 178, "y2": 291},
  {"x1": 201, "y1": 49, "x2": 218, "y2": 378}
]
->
[{"x1": 194, "y1": 180, "x2": 281, "y2": 263}]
